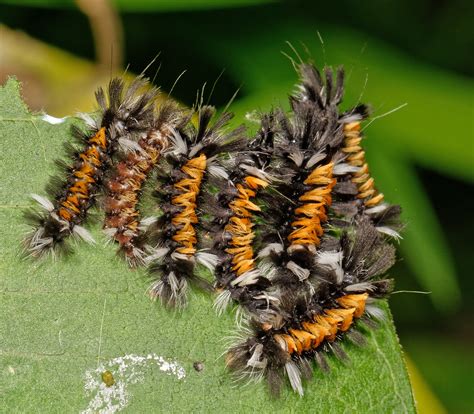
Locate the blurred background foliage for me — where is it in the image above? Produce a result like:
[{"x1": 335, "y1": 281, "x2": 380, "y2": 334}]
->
[{"x1": 0, "y1": 0, "x2": 473, "y2": 412}]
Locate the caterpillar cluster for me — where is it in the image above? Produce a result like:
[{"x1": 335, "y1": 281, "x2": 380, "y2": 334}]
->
[
  {"x1": 24, "y1": 77, "x2": 158, "y2": 257},
  {"x1": 24, "y1": 61, "x2": 402, "y2": 397}
]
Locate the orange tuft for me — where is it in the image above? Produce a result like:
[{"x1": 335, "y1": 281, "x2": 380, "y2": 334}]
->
[
  {"x1": 289, "y1": 162, "x2": 335, "y2": 247},
  {"x1": 222, "y1": 175, "x2": 269, "y2": 277},
  {"x1": 170, "y1": 154, "x2": 207, "y2": 257},
  {"x1": 289, "y1": 329, "x2": 316, "y2": 353},
  {"x1": 343, "y1": 121, "x2": 384, "y2": 207},
  {"x1": 337, "y1": 293, "x2": 369, "y2": 318},
  {"x1": 325, "y1": 308, "x2": 356, "y2": 332},
  {"x1": 58, "y1": 207, "x2": 72, "y2": 221},
  {"x1": 274, "y1": 293, "x2": 370, "y2": 356},
  {"x1": 245, "y1": 176, "x2": 269, "y2": 189},
  {"x1": 89, "y1": 127, "x2": 107, "y2": 148},
  {"x1": 301, "y1": 321, "x2": 329, "y2": 348},
  {"x1": 276, "y1": 334, "x2": 297, "y2": 354}
]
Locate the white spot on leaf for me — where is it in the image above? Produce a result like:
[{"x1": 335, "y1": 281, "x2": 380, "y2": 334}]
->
[
  {"x1": 40, "y1": 114, "x2": 67, "y2": 124},
  {"x1": 82, "y1": 353, "x2": 186, "y2": 414}
]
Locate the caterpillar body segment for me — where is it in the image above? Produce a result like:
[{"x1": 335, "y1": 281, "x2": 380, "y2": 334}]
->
[{"x1": 258, "y1": 64, "x2": 346, "y2": 292}]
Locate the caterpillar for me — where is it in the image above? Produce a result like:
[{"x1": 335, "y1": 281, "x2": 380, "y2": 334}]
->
[
  {"x1": 337, "y1": 119, "x2": 402, "y2": 239},
  {"x1": 226, "y1": 218, "x2": 395, "y2": 396},
  {"x1": 146, "y1": 104, "x2": 247, "y2": 307},
  {"x1": 23, "y1": 77, "x2": 158, "y2": 258},
  {"x1": 256, "y1": 64, "x2": 345, "y2": 294},
  {"x1": 209, "y1": 113, "x2": 277, "y2": 314},
  {"x1": 103, "y1": 101, "x2": 184, "y2": 266}
]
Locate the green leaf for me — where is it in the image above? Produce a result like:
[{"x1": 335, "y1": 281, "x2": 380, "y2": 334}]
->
[{"x1": 0, "y1": 78, "x2": 414, "y2": 411}]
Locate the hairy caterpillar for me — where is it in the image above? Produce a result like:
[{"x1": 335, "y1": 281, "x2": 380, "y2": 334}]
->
[
  {"x1": 146, "y1": 104, "x2": 247, "y2": 307},
  {"x1": 256, "y1": 64, "x2": 346, "y2": 296},
  {"x1": 209, "y1": 113, "x2": 277, "y2": 314},
  {"x1": 103, "y1": 101, "x2": 184, "y2": 266}
]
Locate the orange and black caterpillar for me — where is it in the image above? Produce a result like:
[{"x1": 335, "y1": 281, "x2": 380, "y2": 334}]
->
[
  {"x1": 208, "y1": 113, "x2": 277, "y2": 314},
  {"x1": 103, "y1": 101, "x2": 184, "y2": 266},
  {"x1": 226, "y1": 219, "x2": 395, "y2": 396},
  {"x1": 146, "y1": 105, "x2": 247, "y2": 307},
  {"x1": 335, "y1": 117, "x2": 402, "y2": 238},
  {"x1": 256, "y1": 64, "x2": 345, "y2": 293},
  {"x1": 23, "y1": 77, "x2": 157, "y2": 258}
]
